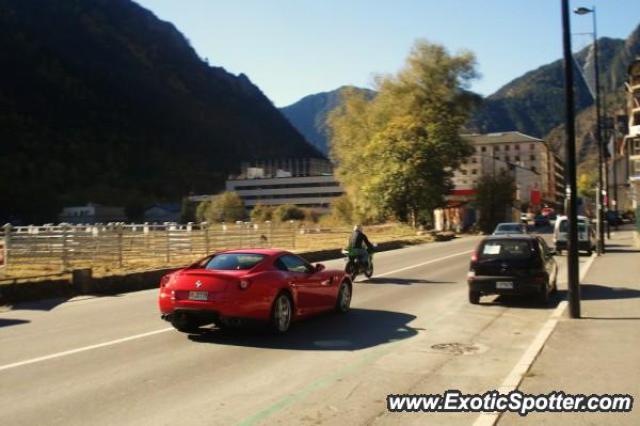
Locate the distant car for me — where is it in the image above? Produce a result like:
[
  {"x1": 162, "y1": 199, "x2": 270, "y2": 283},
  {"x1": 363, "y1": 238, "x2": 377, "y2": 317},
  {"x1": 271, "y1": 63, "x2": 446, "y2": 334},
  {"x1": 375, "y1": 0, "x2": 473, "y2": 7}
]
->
[
  {"x1": 606, "y1": 211, "x2": 623, "y2": 226},
  {"x1": 158, "y1": 249, "x2": 352, "y2": 334},
  {"x1": 467, "y1": 235, "x2": 558, "y2": 305},
  {"x1": 534, "y1": 215, "x2": 550, "y2": 227},
  {"x1": 492, "y1": 222, "x2": 527, "y2": 235},
  {"x1": 553, "y1": 215, "x2": 595, "y2": 255}
]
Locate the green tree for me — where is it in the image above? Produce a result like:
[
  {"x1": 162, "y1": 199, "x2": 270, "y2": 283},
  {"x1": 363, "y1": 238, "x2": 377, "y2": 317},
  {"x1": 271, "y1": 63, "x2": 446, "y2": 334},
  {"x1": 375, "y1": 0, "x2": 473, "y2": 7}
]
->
[
  {"x1": 250, "y1": 203, "x2": 274, "y2": 223},
  {"x1": 577, "y1": 171, "x2": 597, "y2": 200},
  {"x1": 195, "y1": 192, "x2": 246, "y2": 223},
  {"x1": 273, "y1": 204, "x2": 306, "y2": 222},
  {"x1": 328, "y1": 40, "x2": 479, "y2": 227},
  {"x1": 474, "y1": 172, "x2": 516, "y2": 234}
]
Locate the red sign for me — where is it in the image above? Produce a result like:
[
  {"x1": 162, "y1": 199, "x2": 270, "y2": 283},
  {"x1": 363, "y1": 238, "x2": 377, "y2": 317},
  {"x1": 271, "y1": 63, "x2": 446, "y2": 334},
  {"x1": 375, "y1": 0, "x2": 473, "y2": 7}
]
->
[{"x1": 530, "y1": 190, "x2": 541, "y2": 206}]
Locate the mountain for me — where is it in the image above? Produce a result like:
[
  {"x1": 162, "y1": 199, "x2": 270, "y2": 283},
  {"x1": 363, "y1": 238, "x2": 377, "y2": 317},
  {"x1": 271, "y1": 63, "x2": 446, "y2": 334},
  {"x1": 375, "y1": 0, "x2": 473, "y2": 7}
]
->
[
  {"x1": 468, "y1": 37, "x2": 626, "y2": 139},
  {"x1": 0, "y1": 0, "x2": 323, "y2": 223},
  {"x1": 280, "y1": 86, "x2": 376, "y2": 155}
]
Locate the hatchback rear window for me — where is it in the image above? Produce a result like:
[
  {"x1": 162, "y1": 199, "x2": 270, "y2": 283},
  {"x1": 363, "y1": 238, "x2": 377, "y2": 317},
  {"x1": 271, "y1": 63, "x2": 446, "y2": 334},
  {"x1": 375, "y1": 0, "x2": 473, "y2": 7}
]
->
[
  {"x1": 559, "y1": 220, "x2": 587, "y2": 233},
  {"x1": 478, "y1": 240, "x2": 534, "y2": 260},
  {"x1": 205, "y1": 253, "x2": 265, "y2": 270}
]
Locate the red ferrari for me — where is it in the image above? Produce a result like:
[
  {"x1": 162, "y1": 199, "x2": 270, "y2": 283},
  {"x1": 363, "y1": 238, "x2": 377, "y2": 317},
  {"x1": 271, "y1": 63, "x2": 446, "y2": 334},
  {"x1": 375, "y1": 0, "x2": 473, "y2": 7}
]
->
[{"x1": 158, "y1": 249, "x2": 352, "y2": 333}]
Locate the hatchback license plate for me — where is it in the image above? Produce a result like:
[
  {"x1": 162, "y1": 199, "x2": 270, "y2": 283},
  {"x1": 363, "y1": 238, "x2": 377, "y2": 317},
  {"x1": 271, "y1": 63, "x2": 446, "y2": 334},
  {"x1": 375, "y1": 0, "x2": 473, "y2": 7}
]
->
[
  {"x1": 188, "y1": 291, "x2": 208, "y2": 301},
  {"x1": 496, "y1": 281, "x2": 514, "y2": 289}
]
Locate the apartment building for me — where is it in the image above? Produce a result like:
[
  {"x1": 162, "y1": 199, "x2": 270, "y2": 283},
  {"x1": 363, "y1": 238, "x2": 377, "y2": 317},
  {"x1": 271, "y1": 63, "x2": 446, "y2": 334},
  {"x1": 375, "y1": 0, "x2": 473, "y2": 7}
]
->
[
  {"x1": 624, "y1": 59, "x2": 640, "y2": 210},
  {"x1": 453, "y1": 132, "x2": 563, "y2": 207}
]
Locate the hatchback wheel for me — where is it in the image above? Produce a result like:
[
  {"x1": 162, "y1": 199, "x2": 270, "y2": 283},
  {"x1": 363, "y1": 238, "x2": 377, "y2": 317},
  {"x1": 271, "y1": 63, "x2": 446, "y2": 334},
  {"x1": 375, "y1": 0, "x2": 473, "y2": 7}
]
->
[
  {"x1": 468, "y1": 290, "x2": 480, "y2": 305},
  {"x1": 336, "y1": 281, "x2": 352, "y2": 313},
  {"x1": 538, "y1": 286, "x2": 550, "y2": 305},
  {"x1": 270, "y1": 293, "x2": 292, "y2": 334}
]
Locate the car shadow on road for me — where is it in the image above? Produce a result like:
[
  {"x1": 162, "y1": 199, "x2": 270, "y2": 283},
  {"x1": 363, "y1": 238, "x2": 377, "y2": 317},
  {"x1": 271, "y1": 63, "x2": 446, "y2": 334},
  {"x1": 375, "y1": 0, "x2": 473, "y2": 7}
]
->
[
  {"x1": 188, "y1": 308, "x2": 419, "y2": 351},
  {"x1": 362, "y1": 277, "x2": 455, "y2": 285},
  {"x1": 479, "y1": 291, "x2": 564, "y2": 310},
  {"x1": 0, "y1": 318, "x2": 30, "y2": 328}
]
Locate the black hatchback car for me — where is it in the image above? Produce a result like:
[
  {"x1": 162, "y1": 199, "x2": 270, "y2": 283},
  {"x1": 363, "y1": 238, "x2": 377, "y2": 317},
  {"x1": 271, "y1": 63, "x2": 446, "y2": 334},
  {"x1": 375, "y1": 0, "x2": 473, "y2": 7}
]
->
[{"x1": 467, "y1": 235, "x2": 558, "y2": 305}]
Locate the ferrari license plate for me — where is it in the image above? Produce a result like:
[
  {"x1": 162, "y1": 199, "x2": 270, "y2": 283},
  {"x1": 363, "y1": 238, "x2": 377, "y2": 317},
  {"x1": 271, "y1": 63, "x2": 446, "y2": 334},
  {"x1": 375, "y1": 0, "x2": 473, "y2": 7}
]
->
[
  {"x1": 496, "y1": 281, "x2": 514, "y2": 289},
  {"x1": 188, "y1": 291, "x2": 208, "y2": 301}
]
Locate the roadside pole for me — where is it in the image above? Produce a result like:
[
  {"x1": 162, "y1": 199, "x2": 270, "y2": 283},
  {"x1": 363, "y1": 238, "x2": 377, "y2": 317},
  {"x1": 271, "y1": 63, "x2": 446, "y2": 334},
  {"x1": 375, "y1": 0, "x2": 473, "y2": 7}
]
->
[{"x1": 562, "y1": 0, "x2": 581, "y2": 318}]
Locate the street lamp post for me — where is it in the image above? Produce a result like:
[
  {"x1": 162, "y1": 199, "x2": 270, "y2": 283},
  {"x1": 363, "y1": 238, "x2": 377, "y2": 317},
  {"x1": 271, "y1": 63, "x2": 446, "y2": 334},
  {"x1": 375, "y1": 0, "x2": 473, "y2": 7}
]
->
[
  {"x1": 563, "y1": 0, "x2": 581, "y2": 318},
  {"x1": 574, "y1": 5, "x2": 606, "y2": 255}
]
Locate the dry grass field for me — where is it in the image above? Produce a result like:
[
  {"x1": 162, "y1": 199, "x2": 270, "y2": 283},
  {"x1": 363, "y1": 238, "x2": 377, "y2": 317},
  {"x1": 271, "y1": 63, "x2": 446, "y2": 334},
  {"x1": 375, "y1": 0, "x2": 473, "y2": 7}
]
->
[{"x1": 0, "y1": 223, "x2": 434, "y2": 284}]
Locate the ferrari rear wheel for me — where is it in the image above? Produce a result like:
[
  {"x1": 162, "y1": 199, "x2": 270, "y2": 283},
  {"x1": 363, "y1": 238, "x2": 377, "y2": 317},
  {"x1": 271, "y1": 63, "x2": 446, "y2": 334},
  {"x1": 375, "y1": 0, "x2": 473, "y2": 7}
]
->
[
  {"x1": 171, "y1": 312, "x2": 201, "y2": 333},
  {"x1": 270, "y1": 293, "x2": 292, "y2": 334},
  {"x1": 336, "y1": 281, "x2": 352, "y2": 313}
]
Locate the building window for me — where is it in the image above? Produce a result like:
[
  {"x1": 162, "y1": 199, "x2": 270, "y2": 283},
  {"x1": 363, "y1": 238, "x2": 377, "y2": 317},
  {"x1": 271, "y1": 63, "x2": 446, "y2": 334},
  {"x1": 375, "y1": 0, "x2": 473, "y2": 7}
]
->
[
  {"x1": 471, "y1": 157, "x2": 477, "y2": 163},
  {"x1": 515, "y1": 155, "x2": 520, "y2": 161},
  {"x1": 505, "y1": 155, "x2": 510, "y2": 162},
  {"x1": 471, "y1": 169, "x2": 477, "y2": 175},
  {"x1": 515, "y1": 144, "x2": 520, "y2": 150},
  {"x1": 531, "y1": 166, "x2": 537, "y2": 173},
  {"x1": 530, "y1": 155, "x2": 536, "y2": 161},
  {"x1": 505, "y1": 145, "x2": 510, "y2": 151},
  {"x1": 495, "y1": 146, "x2": 501, "y2": 151},
  {"x1": 530, "y1": 144, "x2": 535, "y2": 150},
  {"x1": 481, "y1": 146, "x2": 487, "y2": 152},
  {"x1": 461, "y1": 169, "x2": 468, "y2": 175}
]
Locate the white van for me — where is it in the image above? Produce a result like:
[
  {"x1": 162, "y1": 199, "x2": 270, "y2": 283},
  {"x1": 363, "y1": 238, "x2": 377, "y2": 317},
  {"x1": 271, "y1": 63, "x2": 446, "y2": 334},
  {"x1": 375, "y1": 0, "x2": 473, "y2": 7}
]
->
[{"x1": 553, "y1": 215, "x2": 595, "y2": 255}]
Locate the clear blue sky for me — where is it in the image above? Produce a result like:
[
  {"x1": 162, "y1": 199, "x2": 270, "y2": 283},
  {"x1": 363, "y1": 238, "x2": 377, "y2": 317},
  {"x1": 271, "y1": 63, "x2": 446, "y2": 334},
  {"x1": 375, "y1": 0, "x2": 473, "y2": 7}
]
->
[{"x1": 135, "y1": 0, "x2": 640, "y2": 107}]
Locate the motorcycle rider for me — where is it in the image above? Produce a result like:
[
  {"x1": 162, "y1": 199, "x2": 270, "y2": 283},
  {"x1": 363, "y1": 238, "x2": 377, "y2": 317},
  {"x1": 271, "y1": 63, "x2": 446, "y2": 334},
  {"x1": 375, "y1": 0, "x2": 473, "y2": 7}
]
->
[{"x1": 347, "y1": 224, "x2": 374, "y2": 267}]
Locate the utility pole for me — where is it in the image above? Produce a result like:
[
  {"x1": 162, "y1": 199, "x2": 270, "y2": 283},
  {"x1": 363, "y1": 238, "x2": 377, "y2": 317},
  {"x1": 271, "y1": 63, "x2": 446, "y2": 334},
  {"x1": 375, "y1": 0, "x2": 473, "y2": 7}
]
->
[{"x1": 563, "y1": 0, "x2": 581, "y2": 318}]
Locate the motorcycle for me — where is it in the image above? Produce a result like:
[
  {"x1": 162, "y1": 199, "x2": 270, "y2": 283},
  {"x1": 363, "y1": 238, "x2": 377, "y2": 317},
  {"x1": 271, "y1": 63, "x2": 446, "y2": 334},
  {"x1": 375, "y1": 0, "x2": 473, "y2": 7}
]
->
[{"x1": 341, "y1": 246, "x2": 375, "y2": 281}]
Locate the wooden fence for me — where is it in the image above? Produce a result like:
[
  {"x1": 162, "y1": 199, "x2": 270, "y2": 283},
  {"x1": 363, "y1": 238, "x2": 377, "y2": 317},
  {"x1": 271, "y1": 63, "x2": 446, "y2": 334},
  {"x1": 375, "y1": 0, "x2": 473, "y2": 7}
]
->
[{"x1": 0, "y1": 222, "x2": 297, "y2": 273}]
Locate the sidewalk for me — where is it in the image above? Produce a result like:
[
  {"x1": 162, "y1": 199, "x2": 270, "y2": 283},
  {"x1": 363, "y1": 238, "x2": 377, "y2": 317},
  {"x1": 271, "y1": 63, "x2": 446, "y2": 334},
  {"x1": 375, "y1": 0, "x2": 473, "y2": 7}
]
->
[{"x1": 500, "y1": 228, "x2": 640, "y2": 425}]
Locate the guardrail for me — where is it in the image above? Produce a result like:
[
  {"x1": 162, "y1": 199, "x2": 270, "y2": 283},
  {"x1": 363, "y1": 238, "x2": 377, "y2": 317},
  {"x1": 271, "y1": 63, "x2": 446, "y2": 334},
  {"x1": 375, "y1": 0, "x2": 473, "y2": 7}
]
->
[{"x1": 0, "y1": 221, "x2": 297, "y2": 273}]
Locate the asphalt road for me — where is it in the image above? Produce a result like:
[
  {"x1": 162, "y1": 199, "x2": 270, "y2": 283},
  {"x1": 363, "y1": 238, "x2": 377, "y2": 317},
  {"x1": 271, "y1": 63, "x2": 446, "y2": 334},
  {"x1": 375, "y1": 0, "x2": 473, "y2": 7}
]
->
[{"x1": 0, "y1": 231, "x2": 588, "y2": 425}]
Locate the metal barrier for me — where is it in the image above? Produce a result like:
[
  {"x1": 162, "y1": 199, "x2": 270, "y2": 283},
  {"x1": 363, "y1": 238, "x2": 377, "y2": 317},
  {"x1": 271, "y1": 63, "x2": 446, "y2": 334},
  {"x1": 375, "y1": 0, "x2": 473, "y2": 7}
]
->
[{"x1": 0, "y1": 221, "x2": 297, "y2": 272}]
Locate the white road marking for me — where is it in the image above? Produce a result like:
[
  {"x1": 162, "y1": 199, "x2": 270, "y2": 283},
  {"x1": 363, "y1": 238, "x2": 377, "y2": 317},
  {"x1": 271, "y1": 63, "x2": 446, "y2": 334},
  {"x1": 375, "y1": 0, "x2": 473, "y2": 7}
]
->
[
  {"x1": 0, "y1": 247, "x2": 475, "y2": 372},
  {"x1": 372, "y1": 250, "x2": 473, "y2": 278},
  {"x1": 0, "y1": 327, "x2": 173, "y2": 373},
  {"x1": 473, "y1": 253, "x2": 598, "y2": 426}
]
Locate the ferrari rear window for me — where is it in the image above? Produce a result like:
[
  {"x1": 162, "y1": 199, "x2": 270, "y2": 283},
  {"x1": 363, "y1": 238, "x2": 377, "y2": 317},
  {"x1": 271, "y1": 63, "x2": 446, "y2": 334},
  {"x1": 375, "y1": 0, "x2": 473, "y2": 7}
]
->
[{"x1": 205, "y1": 253, "x2": 265, "y2": 270}]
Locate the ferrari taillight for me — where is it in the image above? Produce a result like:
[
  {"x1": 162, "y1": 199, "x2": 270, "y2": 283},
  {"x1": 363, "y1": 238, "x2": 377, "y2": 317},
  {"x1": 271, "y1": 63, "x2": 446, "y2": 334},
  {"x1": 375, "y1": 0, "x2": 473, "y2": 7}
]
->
[{"x1": 160, "y1": 274, "x2": 171, "y2": 288}]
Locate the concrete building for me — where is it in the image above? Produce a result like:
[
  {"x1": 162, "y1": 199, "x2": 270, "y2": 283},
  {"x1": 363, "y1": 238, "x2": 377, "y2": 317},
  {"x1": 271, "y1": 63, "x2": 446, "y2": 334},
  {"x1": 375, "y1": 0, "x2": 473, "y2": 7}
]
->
[
  {"x1": 224, "y1": 174, "x2": 343, "y2": 212},
  {"x1": 58, "y1": 203, "x2": 127, "y2": 224}
]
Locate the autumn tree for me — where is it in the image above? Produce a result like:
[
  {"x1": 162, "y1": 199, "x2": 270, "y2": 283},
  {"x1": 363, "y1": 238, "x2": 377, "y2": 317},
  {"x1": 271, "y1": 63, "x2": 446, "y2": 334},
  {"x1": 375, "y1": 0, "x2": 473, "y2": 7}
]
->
[{"x1": 328, "y1": 40, "x2": 479, "y2": 226}]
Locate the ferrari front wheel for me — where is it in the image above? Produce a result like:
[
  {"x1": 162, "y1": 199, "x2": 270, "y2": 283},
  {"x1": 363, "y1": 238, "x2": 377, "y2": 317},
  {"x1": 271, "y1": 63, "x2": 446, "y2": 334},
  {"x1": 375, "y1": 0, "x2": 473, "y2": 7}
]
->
[{"x1": 270, "y1": 293, "x2": 292, "y2": 334}]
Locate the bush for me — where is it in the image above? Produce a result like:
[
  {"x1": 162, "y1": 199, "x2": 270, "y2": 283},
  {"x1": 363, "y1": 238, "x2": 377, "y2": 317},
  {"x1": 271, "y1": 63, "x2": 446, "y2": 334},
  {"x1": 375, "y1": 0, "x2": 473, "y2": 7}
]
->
[
  {"x1": 250, "y1": 203, "x2": 274, "y2": 223},
  {"x1": 273, "y1": 204, "x2": 305, "y2": 222},
  {"x1": 195, "y1": 192, "x2": 246, "y2": 223}
]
